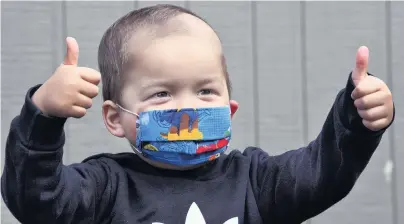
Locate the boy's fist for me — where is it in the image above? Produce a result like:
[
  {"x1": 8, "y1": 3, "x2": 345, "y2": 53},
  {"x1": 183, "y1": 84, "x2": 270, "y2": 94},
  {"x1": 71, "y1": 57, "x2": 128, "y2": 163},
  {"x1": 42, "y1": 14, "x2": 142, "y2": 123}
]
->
[
  {"x1": 32, "y1": 37, "x2": 101, "y2": 118},
  {"x1": 350, "y1": 46, "x2": 394, "y2": 131}
]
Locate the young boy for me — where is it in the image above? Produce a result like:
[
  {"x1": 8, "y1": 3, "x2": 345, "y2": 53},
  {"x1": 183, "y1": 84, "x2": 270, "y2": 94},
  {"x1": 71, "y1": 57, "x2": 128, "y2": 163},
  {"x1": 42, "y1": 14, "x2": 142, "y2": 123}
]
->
[{"x1": 1, "y1": 4, "x2": 395, "y2": 224}]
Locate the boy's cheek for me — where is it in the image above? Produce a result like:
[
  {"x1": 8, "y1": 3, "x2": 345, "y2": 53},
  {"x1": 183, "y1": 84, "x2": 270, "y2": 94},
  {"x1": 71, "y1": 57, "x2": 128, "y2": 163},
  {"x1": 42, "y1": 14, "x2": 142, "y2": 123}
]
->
[{"x1": 122, "y1": 117, "x2": 138, "y2": 142}]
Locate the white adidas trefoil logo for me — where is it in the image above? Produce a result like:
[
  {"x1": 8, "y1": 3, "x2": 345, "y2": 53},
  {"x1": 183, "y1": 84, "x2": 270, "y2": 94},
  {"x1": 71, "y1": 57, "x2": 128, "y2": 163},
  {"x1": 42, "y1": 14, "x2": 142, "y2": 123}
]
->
[{"x1": 152, "y1": 202, "x2": 238, "y2": 224}]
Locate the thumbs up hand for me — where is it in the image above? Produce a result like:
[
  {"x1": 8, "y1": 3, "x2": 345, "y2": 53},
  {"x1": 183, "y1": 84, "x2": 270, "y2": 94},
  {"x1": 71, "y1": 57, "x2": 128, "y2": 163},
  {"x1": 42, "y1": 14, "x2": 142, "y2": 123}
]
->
[
  {"x1": 350, "y1": 46, "x2": 394, "y2": 131},
  {"x1": 32, "y1": 37, "x2": 101, "y2": 118}
]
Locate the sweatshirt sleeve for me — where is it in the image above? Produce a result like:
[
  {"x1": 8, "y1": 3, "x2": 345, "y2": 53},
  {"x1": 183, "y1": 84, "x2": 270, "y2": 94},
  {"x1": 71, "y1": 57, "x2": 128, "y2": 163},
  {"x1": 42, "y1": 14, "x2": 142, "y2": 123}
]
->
[
  {"x1": 1, "y1": 85, "x2": 114, "y2": 224},
  {"x1": 252, "y1": 73, "x2": 395, "y2": 223}
]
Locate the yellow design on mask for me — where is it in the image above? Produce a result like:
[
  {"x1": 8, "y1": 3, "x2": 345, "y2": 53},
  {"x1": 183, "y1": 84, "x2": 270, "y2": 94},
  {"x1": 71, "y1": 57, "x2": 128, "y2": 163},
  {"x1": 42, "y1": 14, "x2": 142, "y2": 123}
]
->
[
  {"x1": 160, "y1": 112, "x2": 203, "y2": 141},
  {"x1": 144, "y1": 144, "x2": 159, "y2": 151}
]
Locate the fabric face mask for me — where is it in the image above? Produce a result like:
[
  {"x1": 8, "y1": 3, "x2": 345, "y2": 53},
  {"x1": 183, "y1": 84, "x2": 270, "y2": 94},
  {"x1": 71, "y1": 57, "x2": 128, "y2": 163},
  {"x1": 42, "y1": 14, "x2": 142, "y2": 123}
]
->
[{"x1": 117, "y1": 105, "x2": 232, "y2": 166}]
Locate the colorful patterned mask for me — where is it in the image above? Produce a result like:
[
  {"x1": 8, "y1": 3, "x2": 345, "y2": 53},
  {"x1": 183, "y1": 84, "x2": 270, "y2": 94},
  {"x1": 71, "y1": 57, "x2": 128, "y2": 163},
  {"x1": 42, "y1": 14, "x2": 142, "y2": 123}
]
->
[{"x1": 117, "y1": 105, "x2": 232, "y2": 166}]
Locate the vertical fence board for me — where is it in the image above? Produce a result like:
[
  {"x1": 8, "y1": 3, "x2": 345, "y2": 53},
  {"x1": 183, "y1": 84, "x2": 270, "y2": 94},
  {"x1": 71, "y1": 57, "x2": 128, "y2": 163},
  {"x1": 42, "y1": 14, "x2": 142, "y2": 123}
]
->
[
  {"x1": 254, "y1": 2, "x2": 305, "y2": 154},
  {"x1": 304, "y1": 2, "x2": 392, "y2": 224},
  {"x1": 391, "y1": 2, "x2": 404, "y2": 224}
]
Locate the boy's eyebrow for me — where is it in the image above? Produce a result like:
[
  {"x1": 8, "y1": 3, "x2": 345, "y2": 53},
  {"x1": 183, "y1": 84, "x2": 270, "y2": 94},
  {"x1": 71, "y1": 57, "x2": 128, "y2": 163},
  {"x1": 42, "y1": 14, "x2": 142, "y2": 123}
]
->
[
  {"x1": 139, "y1": 76, "x2": 221, "y2": 89},
  {"x1": 195, "y1": 77, "x2": 221, "y2": 86},
  {"x1": 139, "y1": 79, "x2": 170, "y2": 89}
]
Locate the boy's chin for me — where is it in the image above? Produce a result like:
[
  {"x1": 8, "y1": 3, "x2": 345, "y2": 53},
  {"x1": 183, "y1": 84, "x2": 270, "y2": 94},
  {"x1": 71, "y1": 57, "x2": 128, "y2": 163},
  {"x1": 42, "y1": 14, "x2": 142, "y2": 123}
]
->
[{"x1": 131, "y1": 148, "x2": 206, "y2": 171}]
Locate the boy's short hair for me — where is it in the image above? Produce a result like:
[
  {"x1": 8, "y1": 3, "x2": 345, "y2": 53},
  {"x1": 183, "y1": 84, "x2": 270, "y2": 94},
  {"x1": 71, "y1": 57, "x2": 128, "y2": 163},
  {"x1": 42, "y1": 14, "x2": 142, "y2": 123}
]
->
[{"x1": 98, "y1": 4, "x2": 232, "y2": 104}]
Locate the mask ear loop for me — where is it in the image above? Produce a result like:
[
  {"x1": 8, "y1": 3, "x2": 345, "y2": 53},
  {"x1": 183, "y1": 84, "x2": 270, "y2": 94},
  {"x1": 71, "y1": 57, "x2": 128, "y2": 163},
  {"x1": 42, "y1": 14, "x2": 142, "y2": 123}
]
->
[
  {"x1": 115, "y1": 104, "x2": 139, "y2": 117},
  {"x1": 115, "y1": 104, "x2": 143, "y2": 154}
]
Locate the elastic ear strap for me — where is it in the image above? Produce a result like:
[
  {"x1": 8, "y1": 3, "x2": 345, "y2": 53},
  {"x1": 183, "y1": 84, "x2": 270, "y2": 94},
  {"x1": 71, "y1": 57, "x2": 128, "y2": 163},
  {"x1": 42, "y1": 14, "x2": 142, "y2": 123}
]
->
[
  {"x1": 116, "y1": 104, "x2": 139, "y2": 117},
  {"x1": 130, "y1": 142, "x2": 142, "y2": 154}
]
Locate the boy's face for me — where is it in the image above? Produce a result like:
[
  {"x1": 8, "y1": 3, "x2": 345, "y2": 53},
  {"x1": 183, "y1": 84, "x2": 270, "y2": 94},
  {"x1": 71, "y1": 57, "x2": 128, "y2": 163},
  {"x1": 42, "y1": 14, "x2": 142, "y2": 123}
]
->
[
  {"x1": 123, "y1": 36, "x2": 230, "y2": 112},
  {"x1": 102, "y1": 15, "x2": 238, "y2": 168}
]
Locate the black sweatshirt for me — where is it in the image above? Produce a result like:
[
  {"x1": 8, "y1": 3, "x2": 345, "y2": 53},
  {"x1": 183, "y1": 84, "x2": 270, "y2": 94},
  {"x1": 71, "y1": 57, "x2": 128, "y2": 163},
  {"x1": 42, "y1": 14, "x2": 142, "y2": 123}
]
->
[{"x1": 1, "y1": 74, "x2": 393, "y2": 224}]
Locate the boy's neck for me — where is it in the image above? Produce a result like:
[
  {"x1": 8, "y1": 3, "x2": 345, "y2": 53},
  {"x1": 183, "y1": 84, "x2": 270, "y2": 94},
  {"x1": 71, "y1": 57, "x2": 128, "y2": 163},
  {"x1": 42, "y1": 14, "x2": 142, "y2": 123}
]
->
[{"x1": 134, "y1": 151, "x2": 207, "y2": 171}]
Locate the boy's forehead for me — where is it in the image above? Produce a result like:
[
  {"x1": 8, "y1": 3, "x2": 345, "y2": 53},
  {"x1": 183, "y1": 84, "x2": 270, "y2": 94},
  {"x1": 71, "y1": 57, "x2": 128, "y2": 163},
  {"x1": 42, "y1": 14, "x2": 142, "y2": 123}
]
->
[
  {"x1": 130, "y1": 35, "x2": 224, "y2": 81},
  {"x1": 126, "y1": 13, "x2": 222, "y2": 60}
]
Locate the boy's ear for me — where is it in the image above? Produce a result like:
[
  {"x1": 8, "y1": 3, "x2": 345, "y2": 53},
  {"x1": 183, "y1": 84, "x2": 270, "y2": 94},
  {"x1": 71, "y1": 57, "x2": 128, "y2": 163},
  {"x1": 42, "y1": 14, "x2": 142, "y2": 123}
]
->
[
  {"x1": 102, "y1": 100, "x2": 126, "y2": 138},
  {"x1": 229, "y1": 100, "x2": 239, "y2": 119}
]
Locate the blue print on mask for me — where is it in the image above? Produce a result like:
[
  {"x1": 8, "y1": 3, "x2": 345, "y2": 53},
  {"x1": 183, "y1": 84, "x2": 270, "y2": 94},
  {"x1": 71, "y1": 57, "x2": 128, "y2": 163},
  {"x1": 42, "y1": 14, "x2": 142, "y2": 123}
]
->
[{"x1": 134, "y1": 106, "x2": 232, "y2": 166}]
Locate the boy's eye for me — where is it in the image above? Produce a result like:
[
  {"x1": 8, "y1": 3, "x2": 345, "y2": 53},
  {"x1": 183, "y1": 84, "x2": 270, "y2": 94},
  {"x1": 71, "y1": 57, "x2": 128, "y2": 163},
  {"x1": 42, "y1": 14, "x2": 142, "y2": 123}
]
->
[
  {"x1": 154, "y1": 91, "x2": 169, "y2": 98},
  {"x1": 199, "y1": 89, "x2": 213, "y2": 95}
]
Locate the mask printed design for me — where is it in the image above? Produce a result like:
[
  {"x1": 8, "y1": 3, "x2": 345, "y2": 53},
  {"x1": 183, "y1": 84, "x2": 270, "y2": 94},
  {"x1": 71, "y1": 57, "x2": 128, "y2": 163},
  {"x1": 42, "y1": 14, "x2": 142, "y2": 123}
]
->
[{"x1": 134, "y1": 106, "x2": 232, "y2": 166}]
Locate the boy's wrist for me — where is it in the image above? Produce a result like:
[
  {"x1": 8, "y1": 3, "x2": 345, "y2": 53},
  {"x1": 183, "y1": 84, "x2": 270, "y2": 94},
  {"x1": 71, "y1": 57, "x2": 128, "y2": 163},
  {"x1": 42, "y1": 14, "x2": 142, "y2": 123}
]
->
[{"x1": 18, "y1": 84, "x2": 67, "y2": 149}]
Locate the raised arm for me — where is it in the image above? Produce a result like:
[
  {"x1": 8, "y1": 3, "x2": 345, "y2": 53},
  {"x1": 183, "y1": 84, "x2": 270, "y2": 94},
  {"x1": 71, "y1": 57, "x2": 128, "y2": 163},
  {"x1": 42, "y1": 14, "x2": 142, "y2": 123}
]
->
[
  {"x1": 253, "y1": 46, "x2": 395, "y2": 223},
  {"x1": 1, "y1": 37, "x2": 111, "y2": 223}
]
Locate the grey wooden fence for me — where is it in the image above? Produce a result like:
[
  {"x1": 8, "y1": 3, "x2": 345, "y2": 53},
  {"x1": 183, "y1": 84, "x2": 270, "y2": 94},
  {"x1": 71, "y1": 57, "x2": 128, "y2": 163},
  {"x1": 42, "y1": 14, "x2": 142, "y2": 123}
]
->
[{"x1": 1, "y1": 1, "x2": 403, "y2": 224}]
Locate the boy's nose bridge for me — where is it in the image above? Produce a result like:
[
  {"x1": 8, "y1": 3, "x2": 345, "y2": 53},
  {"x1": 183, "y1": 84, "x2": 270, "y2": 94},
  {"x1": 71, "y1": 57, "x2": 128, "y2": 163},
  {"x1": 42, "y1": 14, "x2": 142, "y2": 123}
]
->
[{"x1": 175, "y1": 96, "x2": 198, "y2": 109}]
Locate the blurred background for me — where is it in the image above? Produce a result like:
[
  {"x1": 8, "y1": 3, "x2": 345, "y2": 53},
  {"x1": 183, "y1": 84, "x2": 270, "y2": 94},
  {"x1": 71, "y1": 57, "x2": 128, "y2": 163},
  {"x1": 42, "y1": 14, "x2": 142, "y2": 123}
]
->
[{"x1": 1, "y1": 1, "x2": 403, "y2": 224}]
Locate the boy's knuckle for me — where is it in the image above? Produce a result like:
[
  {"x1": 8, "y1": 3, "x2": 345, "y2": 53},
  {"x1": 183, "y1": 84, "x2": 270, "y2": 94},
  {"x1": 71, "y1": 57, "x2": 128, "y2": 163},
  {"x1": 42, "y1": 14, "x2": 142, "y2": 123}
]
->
[
  {"x1": 354, "y1": 99, "x2": 362, "y2": 108},
  {"x1": 86, "y1": 99, "x2": 93, "y2": 108},
  {"x1": 384, "y1": 91, "x2": 392, "y2": 101},
  {"x1": 92, "y1": 86, "x2": 99, "y2": 96},
  {"x1": 356, "y1": 86, "x2": 365, "y2": 94}
]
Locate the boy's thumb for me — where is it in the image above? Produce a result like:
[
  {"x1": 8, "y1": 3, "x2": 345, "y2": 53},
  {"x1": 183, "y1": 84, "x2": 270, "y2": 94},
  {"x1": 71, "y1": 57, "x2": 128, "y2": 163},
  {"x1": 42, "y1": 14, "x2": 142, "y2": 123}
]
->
[
  {"x1": 63, "y1": 37, "x2": 79, "y2": 66},
  {"x1": 352, "y1": 46, "x2": 369, "y2": 86}
]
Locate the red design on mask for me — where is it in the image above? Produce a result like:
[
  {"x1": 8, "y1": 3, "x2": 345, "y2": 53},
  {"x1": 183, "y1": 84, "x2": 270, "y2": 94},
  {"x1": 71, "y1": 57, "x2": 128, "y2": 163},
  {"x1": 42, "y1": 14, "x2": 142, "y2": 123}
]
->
[{"x1": 196, "y1": 138, "x2": 229, "y2": 154}]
